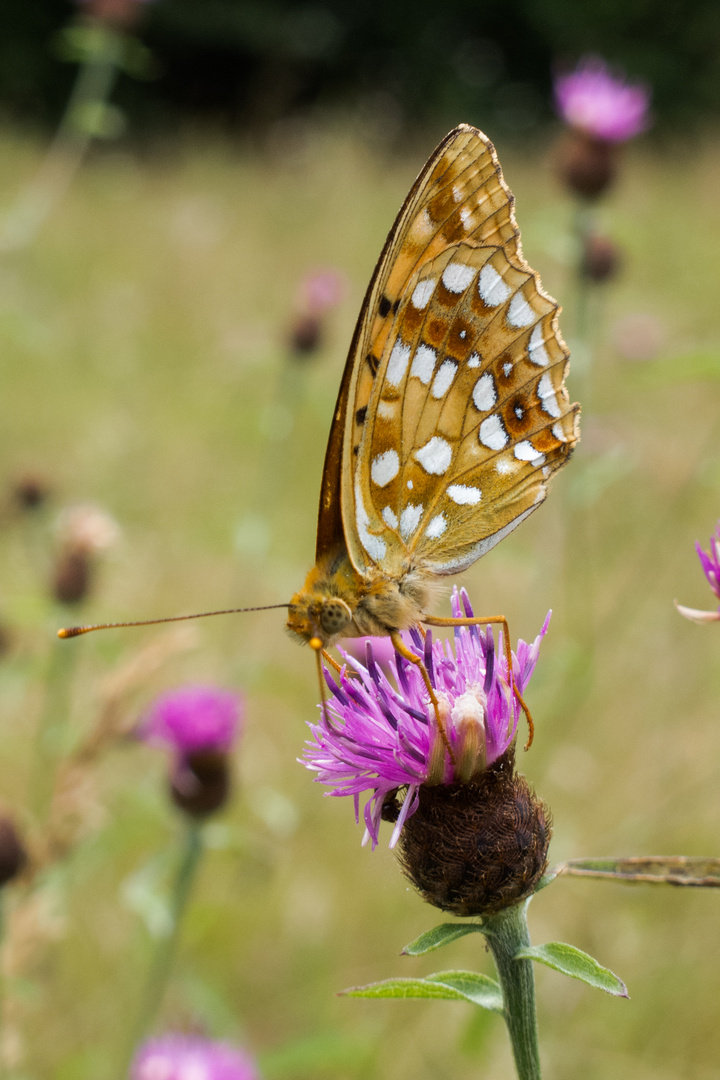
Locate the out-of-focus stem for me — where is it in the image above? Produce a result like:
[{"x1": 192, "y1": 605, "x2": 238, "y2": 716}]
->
[
  {"x1": 0, "y1": 22, "x2": 123, "y2": 253},
  {"x1": 120, "y1": 820, "x2": 204, "y2": 1073}
]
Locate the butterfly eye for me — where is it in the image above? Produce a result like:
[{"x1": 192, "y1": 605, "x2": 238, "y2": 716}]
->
[{"x1": 320, "y1": 599, "x2": 353, "y2": 637}]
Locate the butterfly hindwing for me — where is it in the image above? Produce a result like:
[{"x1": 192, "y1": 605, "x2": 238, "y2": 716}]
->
[{"x1": 316, "y1": 123, "x2": 579, "y2": 579}]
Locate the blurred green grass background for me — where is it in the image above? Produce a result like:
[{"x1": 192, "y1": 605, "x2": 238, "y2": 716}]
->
[{"x1": 1, "y1": 123, "x2": 720, "y2": 1079}]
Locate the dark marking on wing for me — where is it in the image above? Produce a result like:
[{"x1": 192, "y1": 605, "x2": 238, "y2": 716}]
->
[
  {"x1": 378, "y1": 295, "x2": 392, "y2": 318},
  {"x1": 366, "y1": 353, "x2": 380, "y2": 375},
  {"x1": 355, "y1": 405, "x2": 368, "y2": 426}
]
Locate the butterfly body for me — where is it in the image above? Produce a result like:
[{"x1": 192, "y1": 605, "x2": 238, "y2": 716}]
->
[
  {"x1": 287, "y1": 543, "x2": 437, "y2": 649},
  {"x1": 286, "y1": 124, "x2": 579, "y2": 656}
]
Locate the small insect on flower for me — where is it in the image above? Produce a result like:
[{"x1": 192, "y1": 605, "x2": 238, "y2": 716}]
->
[
  {"x1": 131, "y1": 1033, "x2": 259, "y2": 1080},
  {"x1": 676, "y1": 521, "x2": 720, "y2": 624}
]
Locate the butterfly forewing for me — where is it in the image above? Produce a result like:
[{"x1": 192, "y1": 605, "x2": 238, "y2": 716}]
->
[{"x1": 335, "y1": 125, "x2": 578, "y2": 578}]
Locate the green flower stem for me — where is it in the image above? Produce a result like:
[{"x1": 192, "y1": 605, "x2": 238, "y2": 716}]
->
[
  {"x1": 121, "y1": 819, "x2": 204, "y2": 1072},
  {"x1": 30, "y1": 640, "x2": 78, "y2": 819},
  {"x1": 482, "y1": 903, "x2": 541, "y2": 1080},
  {"x1": 0, "y1": 22, "x2": 123, "y2": 253}
]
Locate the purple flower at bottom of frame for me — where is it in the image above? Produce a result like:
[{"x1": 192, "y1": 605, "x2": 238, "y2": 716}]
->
[
  {"x1": 302, "y1": 588, "x2": 550, "y2": 849},
  {"x1": 676, "y1": 521, "x2": 720, "y2": 623},
  {"x1": 554, "y1": 57, "x2": 650, "y2": 143},
  {"x1": 131, "y1": 1034, "x2": 259, "y2": 1080},
  {"x1": 141, "y1": 685, "x2": 243, "y2": 756}
]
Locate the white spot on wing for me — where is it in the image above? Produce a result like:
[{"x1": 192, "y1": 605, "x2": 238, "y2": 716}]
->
[
  {"x1": 382, "y1": 506, "x2": 398, "y2": 528},
  {"x1": 354, "y1": 479, "x2": 386, "y2": 563},
  {"x1": 478, "y1": 264, "x2": 511, "y2": 306},
  {"x1": 447, "y1": 484, "x2": 481, "y2": 505},
  {"x1": 452, "y1": 184, "x2": 463, "y2": 202},
  {"x1": 538, "y1": 372, "x2": 561, "y2": 418},
  {"x1": 371, "y1": 449, "x2": 400, "y2": 487},
  {"x1": 459, "y1": 207, "x2": 473, "y2": 229},
  {"x1": 378, "y1": 400, "x2": 396, "y2": 420},
  {"x1": 410, "y1": 344, "x2": 436, "y2": 385},
  {"x1": 507, "y1": 292, "x2": 535, "y2": 328},
  {"x1": 400, "y1": 503, "x2": 424, "y2": 540},
  {"x1": 416, "y1": 436, "x2": 453, "y2": 475},
  {"x1": 468, "y1": 353, "x2": 481, "y2": 368},
  {"x1": 442, "y1": 262, "x2": 475, "y2": 294},
  {"x1": 472, "y1": 373, "x2": 496, "y2": 411},
  {"x1": 426, "y1": 513, "x2": 447, "y2": 539},
  {"x1": 386, "y1": 341, "x2": 411, "y2": 387},
  {"x1": 503, "y1": 361, "x2": 513, "y2": 377},
  {"x1": 514, "y1": 441, "x2": 545, "y2": 464},
  {"x1": 411, "y1": 279, "x2": 435, "y2": 310},
  {"x1": 407, "y1": 480, "x2": 413, "y2": 490},
  {"x1": 528, "y1": 323, "x2": 549, "y2": 366},
  {"x1": 496, "y1": 457, "x2": 515, "y2": 475},
  {"x1": 552, "y1": 422, "x2": 569, "y2": 442},
  {"x1": 431, "y1": 360, "x2": 458, "y2": 398},
  {"x1": 479, "y1": 415, "x2": 508, "y2": 451}
]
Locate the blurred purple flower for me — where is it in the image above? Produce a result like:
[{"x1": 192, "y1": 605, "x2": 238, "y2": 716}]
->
[
  {"x1": 554, "y1": 57, "x2": 650, "y2": 143},
  {"x1": 142, "y1": 686, "x2": 243, "y2": 755},
  {"x1": 302, "y1": 589, "x2": 549, "y2": 849},
  {"x1": 297, "y1": 268, "x2": 347, "y2": 317},
  {"x1": 676, "y1": 522, "x2": 720, "y2": 623},
  {"x1": 131, "y1": 1034, "x2": 259, "y2": 1080}
]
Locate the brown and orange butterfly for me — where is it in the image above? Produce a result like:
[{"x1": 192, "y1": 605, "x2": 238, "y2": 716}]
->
[
  {"x1": 285, "y1": 124, "x2": 579, "y2": 741},
  {"x1": 61, "y1": 124, "x2": 579, "y2": 744}
]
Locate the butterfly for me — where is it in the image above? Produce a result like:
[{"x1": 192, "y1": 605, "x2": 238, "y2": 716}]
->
[
  {"x1": 285, "y1": 124, "x2": 579, "y2": 743},
  {"x1": 59, "y1": 125, "x2": 578, "y2": 745}
]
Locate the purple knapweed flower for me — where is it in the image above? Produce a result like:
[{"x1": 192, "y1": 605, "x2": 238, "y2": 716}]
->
[
  {"x1": 302, "y1": 589, "x2": 549, "y2": 849},
  {"x1": 676, "y1": 522, "x2": 720, "y2": 623},
  {"x1": 131, "y1": 1033, "x2": 259, "y2": 1080},
  {"x1": 142, "y1": 686, "x2": 242, "y2": 756},
  {"x1": 554, "y1": 57, "x2": 650, "y2": 143},
  {"x1": 141, "y1": 686, "x2": 243, "y2": 816},
  {"x1": 297, "y1": 268, "x2": 348, "y2": 317}
]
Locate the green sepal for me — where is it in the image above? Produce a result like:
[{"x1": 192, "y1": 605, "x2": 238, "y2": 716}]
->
[
  {"x1": 515, "y1": 942, "x2": 628, "y2": 998},
  {"x1": 340, "y1": 970, "x2": 504, "y2": 1013},
  {"x1": 402, "y1": 922, "x2": 483, "y2": 955}
]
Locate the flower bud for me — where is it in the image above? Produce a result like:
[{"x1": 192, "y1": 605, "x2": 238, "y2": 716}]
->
[
  {"x1": 170, "y1": 750, "x2": 231, "y2": 818},
  {"x1": 397, "y1": 750, "x2": 551, "y2": 916},
  {"x1": 53, "y1": 549, "x2": 93, "y2": 605},
  {"x1": 581, "y1": 233, "x2": 622, "y2": 283},
  {"x1": 0, "y1": 815, "x2": 27, "y2": 887},
  {"x1": 13, "y1": 473, "x2": 50, "y2": 512},
  {"x1": 556, "y1": 130, "x2": 616, "y2": 200}
]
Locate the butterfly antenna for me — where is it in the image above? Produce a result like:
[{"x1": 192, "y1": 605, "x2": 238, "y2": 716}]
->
[{"x1": 58, "y1": 604, "x2": 290, "y2": 639}]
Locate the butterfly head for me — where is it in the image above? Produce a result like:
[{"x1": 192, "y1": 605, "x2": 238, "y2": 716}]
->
[{"x1": 286, "y1": 592, "x2": 354, "y2": 650}]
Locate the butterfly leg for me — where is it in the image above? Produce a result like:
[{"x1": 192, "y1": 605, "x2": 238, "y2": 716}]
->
[
  {"x1": 390, "y1": 632, "x2": 455, "y2": 762},
  {"x1": 423, "y1": 615, "x2": 535, "y2": 750},
  {"x1": 310, "y1": 637, "x2": 340, "y2": 733}
]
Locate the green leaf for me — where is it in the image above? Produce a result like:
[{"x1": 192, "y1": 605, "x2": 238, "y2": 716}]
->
[
  {"x1": 341, "y1": 970, "x2": 503, "y2": 1012},
  {"x1": 516, "y1": 943, "x2": 628, "y2": 998},
  {"x1": 402, "y1": 922, "x2": 483, "y2": 955},
  {"x1": 553, "y1": 856, "x2": 720, "y2": 887}
]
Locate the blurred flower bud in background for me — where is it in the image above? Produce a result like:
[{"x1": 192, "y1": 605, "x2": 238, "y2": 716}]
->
[
  {"x1": 0, "y1": 815, "x2": 28, "y2": 887},
  {"x1": 141, "y1": 685, "x2": 244, "y2": 818},
  {"x1": 554, "y1": 57, "x2": 650, "y2": 200},
  {"x1": 52, "y1": 503, "x2": 120, "y2": 605},
  {"x1": 287, "y1": 267, "x2": 348, "y2": 360}
]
